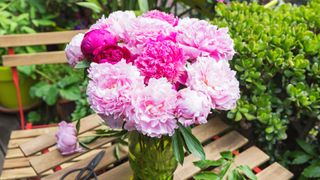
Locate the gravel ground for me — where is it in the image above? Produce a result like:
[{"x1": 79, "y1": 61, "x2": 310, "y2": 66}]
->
[{"x1": 0, "y1": 113, "x2": 19, "y2": 174}]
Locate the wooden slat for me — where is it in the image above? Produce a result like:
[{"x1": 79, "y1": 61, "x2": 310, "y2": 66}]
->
[
  {"x1": 213, "y1": 146, "x2": 269, "y2": 179},
  {"x1": 43, "y1": 145, "x2": 128, "y2": 180},
  {"x1": 97, "y1": 120, "x2": 232, "y2": 180},
  {"x1": 173, "y1": 131, "x2": 248, "y2": 180},
  {"x1": 0, "y1": 167, "x2": 37, "y2": 180},
  {"x1": 0, "y1": 30, "x2": 87, "y2": 47},
  {"x1": 20, "y1": 114, "x2": 102, "y2": 156},
  {"x1": 2, "y1": 51, "x2": 67, "y2": 67},
  {"x1": 257, "y1": 163, "x2": 294, "y2": 180},
  {"x1": 10, "y1": 126, "x2": 57, "y2": 139},
  {"x1": 29, "y1": 136, "x2": 117, "y2": 174},
  {"x1": 8, "y1": 137, "x2": 34, "y2": 148},
  {"x1": 3, "y1": 157, "x2": 30, "y2": 169},
  {"x1": 5, "y1": 148, "x2": 25, "y2": 159}
]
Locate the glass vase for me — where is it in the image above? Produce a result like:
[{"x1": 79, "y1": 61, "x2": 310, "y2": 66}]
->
[{"x1": 128, "y1": 131, "x2": 178, "y2": 180}]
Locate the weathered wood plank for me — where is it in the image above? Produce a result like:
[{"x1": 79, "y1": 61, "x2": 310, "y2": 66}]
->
[
  {"x1": 2, "y1": 51, "x2": 67, "y2": 67},
  {"x1": 29, "y1": 137, "x2": 117, "y2": 174},
  {"x1": 10, "y1": 126, "x2": 57, "y2": 139},
  {"x1": 257, "y1": 162, "x2": 294, "y2": 180},
  {"x1": 0, "y1": 30, "x2": 87, "y2": 47},
  {"x1": 20, "y1": 114, "x2": 102, "y2": 156},
  {"x1": 43, "y1": 145, "x2": 128, "y2": 180},
  {"x1": 8, "y1": 137, "x2": 34, "y2": 148},
  {"x1": 174, "y1": 131, "x2": 248, "y2": 180},
  {"x1": 3, "y1": 157, "x2": 30, "y2": 169},
  {"x1": 0, "y1": 167, "x2": 37, "y2": 180},
  {"x1": 5, "y1": 148, "x2": 25, "y2": 159}
]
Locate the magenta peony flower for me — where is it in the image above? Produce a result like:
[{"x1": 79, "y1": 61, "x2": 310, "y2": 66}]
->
[
  {"x1": 176, "y1": 88, "x2": 212, "y2": 126},
  {"x1": 107, "y1": 11, "x2": 137, "y2": 40},
  {"x1": 129, "y1": 78, "x2": 178, "y2": 137},
  {"x1": 81, "y1": 29, "x2": 117, "y2": 60},
  {"x1": 65, "y1": 33, "x2": 85, "y2": 67},
  {"x1": 92, "y1": 44, "x2": 132, "y2": 64},
  {"x1": 135, "y1": 38, "x2": 186, "y2": 86},
  {"x1": 143, "y1": 10, "x2": 178, "y2": 26},
  {"x1": 55, "y1": 121, "x2": 82, "y2": 155},
  {"x1": 176, "y1": 18, "x2": 235, "y2": 61},
  {"x1": 87, "y1": 60, "x2": 144, "y2": 124},
  {"x1": 186, "y1": 57, "x2": 240, "y2": 110}
]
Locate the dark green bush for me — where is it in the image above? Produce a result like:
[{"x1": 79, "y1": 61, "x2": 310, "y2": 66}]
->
[{"x1": 211, "y1": 1, "x2": 320, "y2": 146}]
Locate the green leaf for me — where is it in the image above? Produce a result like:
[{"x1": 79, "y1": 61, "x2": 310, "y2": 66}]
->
[
  {"x1": 296, "y1": 139, "x2": 317, "y2": 156},
  {"x1": 193, "y1": 171, "x2": 220, "y2": 180},
  {"x1": 43, "y1": 85, "x2": 59, "y2": 105},
  {"x1": 238, "y1": 165, "x2": 257, "y2": 180},
  {"x1": 80, "y1": 136, "x2": 98, "y2": 145},
  {"x1": 228, "y1": 169, "x2": 243, "y2": 180},
  {"x1": 58, "y1": 76, "x2": 80, "y2": 88},
  {"x1": 178, "y1": 123, "x2": 206, "y2": 160},
  {"x1": 75, "y1": 60, "x2": 90, "y2": 69},
  {"x1": 291, "y1": 152, "x2": 312, "y2": 165},
  {"x1": 138, "y1": 0, "x2": 149, "y2": 12},
  {"x1": 172, "y1": 131, "x2": 185, "y2": 165},
  {"x1": 302, "y1": 164, "x2": 320, "y2": 178},
  {"x1": 76, "y1": 2, "x2": 102, "y2": 13},
  {"x1": 220, "y1": 151, "x2": 234, "y2": 160},
  {"x1": 76, "y1": 119, "x2": 81, "y2": 133},
  {"x1": 114, "y1": 144, "x2": 120, "y2": 161},
  {"x1": 60, "y1": 86, "x2": 81, "y2": 101},
  {"x1": 193, "y1": 159, "x2": 224, "y2": 169},
  {"x1": 220, "y1": 161, "x2": 232, "y2": 178},
  {"x1": 27, "y1": 111, "x2": 41, "y2": 123}
]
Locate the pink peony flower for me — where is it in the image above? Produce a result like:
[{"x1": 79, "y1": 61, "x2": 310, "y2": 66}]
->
[
  {"x1": 90, "y1": 15, "x2": 109, "y2": 30},
  {"x1": 143, "y1": 10, "x2": 178, "y2": 26},
  {"x1": 81, "y1": 29, "x2": 117, "y2": 60},
  {"x1": 176, "y1": 88, "x2": 212, "y2": 126},
  {"x1": 217, "y1": 0, "x2": 224, "y2": 2},
  {"x1": 129, "y1": 78, "x2": 178, "y2": 137},
  {"x1": 107, "y1": 11, "x2": 136, "y2": 40},
  {"x1": 87, "y1": 60, "x2": 144, "y2": 122},
  {"x1": 124, "y1": 17, "x2": 175, "y2": 51},
  {"x1": 176, "y1": 18, "x2": 235, "y2": 61},
  {"x1": 65, "y1": 33, "x2": 85, "y2": 67},
  {"x1": 56, "y1": 121, "x2": 82, "y2": 155},
  {"x1": 135, "y1": 38, "x2": 186, "y2": 86},
  {"x1": 186, "y1": 57, "x2": 240, "y2": 110},
  {"x1": 99, "y1": 114, "x2": 125, "y2": 129},
  {"x1": 92, "y1": 44, "x2": 132, "y2": 64}
]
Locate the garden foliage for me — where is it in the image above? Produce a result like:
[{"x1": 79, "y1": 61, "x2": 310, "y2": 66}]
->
[{"x1": 212, "y1": 1, "x2": 320, "y2": 145}]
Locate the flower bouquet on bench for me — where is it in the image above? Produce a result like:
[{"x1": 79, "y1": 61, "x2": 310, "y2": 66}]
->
[{"x1": 63, "y1": 10, "x2": 239, "y2": 180}]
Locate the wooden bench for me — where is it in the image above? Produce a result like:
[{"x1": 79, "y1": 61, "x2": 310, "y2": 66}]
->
[{"x1": 0, "y1": 115, "x2": 294, "y2": 179}]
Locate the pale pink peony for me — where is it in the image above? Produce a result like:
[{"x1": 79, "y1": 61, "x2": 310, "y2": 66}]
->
[
  {"x1": 129, "y1": 78, "x2": 178, "y2": 137},
  {"x1": 186, "y1": 57, "x2": 240, "y2": 110},
  {"x1": 99, "y1": 114, "x2": 125, "y2": 129},
  {"x1": 143, "y1": 10, "x2": 178, "y2": 26},
  {"x1": 135, "y1": 38, "x2": 186, "y2": 86},
  {"x1": 124, "y1": 17, "x2": 175, "y2": 51},
  {"x1": 176, "y1": 88, "x2": 212, "y2": 126},
  {"x1": 81, "y1": 29, "x2": 117, "y2": 60},
  {"x1": 87, "y1": 60, "x2": 144, "y2": 122},
  {"x1": 90, "y1": 15, "x2": 109, "y2": 30},
  {"x1": 56, "y1": 121, "x2": 82, "y2": 155},
  {"x1": 176, "y1": 18, "x2": 235, "y2": 61},
  {"x1": 107, "y1": 11, "x2": 136, "y2": 40},
  {"x1": 65, "y1": 33, "x2": 85, "y2": 67}
]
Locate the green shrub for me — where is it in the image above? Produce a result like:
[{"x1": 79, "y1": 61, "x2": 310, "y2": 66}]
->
[{"x1": 211, "y1": 1, "x2": 320, "y2": 146}]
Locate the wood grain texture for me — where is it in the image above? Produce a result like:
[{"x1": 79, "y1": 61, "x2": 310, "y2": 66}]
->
[
  {"x1": 2, "y1": 51, "x2": 67, "y2": 67},
  {"x1": 98, "y1": 162, "x2": 132, "y2": 180},
  {"x1": 3, "y1": 157, "x2": 30, "y2": 169},
  {"x1": 5, "y1": 148, "x2": 25, "y2": 159},
  {"x1": 43, "y1": 145, "x2": 128, "y2": 180},
  {"x1": 19, "y1": 114, "x2": 102, "y2": 156},
  {"x1": 29, "y1": 137, "x2": 117, "y2": 174},
  {"x1": 10, "y1": 127, "x2": 57, "y2": 139},
  {"x1": 0, "y1": 167, "x2": 37, "y2": 180},
  {"x1": 0, "y1": 30, "x2": 87, "y2": 47},
  {"x1": 7, "y1": 138, "x2": 34, "y2": 149},
  {"x1": 257, "y1": 162, "x2": 294, "y2": 180},
  {"x1": 174, "y1": 131, "x2": 248, "y2": 180}
]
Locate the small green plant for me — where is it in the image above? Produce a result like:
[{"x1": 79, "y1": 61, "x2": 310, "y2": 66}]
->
[
  {"x1": 193, "y1": 151, "x2": 257, "y2": 180},
  {"x1": 285, "y1": 139, "x2": 320, "y2": 179}
]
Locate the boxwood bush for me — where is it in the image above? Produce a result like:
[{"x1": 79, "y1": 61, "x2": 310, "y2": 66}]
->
[{"x1": 211, "y1": 0, "x2": 320, "y2": 147}]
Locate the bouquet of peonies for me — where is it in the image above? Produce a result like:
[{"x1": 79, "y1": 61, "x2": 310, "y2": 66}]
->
[{"x1": 64, "y1": 10, "x2": 239, "y2": 167}]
